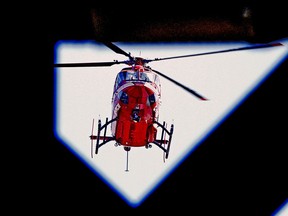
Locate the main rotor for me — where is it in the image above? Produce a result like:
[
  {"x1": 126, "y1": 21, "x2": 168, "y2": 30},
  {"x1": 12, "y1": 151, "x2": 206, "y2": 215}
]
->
[{"x1": 54, "y1": 40, "x2": 283, "y2": 101}]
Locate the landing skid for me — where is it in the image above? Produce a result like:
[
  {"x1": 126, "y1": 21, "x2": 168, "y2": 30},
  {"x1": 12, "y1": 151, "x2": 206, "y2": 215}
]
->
[
  {"x1": 89, "y1": 117, "x2": 117, "y2": 158},
  {"x1": 89, "y1": 118, "x2": 174, "y2": 161},
  {"x1": 152, "y1": 121, "x2": 174, "y2": 160}
]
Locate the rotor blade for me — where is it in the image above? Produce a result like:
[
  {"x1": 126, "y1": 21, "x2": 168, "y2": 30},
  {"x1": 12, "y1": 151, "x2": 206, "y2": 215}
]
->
[
  {"x1": 101, "y1": 41, "x2": 132, "y2": 59},
  {"x1": 151, "y1": 68, "x2": 207, "y2": 100},
  {"x1": 54, "y1": 60, "x2": 125, "y2": 67},
  {"x1": 149, "y1": 42, "x2": 283, "y2": 62}
]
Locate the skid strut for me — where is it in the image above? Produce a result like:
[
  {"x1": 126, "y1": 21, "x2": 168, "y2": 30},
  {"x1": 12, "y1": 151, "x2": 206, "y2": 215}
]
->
[
  {"x1": 89, "y1": 117, "x2": 117, "y2": 157},
  {"x1": 152, "y1": 120, "x2": 174, "y2": 160}
]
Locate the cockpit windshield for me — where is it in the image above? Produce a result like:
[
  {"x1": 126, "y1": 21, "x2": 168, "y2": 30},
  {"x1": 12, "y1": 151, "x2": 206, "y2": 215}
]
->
[
  {"x1": 117, "y1": 71, "x2": 155, "y2": 82},
  {"x1": 114, "y1": 70, "x2": 160, "y2": 90}
]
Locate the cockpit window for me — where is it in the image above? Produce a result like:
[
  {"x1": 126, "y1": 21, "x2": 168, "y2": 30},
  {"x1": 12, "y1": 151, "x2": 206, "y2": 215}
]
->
[{"x1": 114, "y1": 70, "x2": 160, "y2": 91}]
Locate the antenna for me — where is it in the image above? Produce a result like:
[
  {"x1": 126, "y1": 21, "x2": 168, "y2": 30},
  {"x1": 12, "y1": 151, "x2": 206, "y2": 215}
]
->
[
  {"x1": 124, "y1": 147, "x2": 131, "y2": 172},
  {"x1": 125, "y1": 151, "x2": 129, "y2": 172}
]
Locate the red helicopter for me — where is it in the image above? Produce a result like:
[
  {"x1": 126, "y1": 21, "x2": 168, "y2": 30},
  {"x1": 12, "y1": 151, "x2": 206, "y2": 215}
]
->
[{"x1": 54, "y1": 40, "x2": 282, "y2": 170}]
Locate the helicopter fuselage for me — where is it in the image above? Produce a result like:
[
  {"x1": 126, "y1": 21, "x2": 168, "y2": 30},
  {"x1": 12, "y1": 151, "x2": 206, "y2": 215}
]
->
[{"x1": 111, "y1": 65, "x2": 161, "y2": 147}]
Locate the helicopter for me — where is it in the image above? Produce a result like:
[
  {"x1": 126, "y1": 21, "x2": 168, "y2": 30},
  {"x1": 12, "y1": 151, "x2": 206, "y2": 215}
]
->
[{"x1": 54, "y1": 40, "x2": 282, "y2": 170}]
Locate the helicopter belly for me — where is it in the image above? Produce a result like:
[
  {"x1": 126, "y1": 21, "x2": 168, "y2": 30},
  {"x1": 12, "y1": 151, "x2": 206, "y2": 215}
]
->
[
  {"x1": 116, "y1": 120, "x2": 149, "y2": 147},
  {"x1": 111, "y1": 84, "x2": 159, "y2": 147}
]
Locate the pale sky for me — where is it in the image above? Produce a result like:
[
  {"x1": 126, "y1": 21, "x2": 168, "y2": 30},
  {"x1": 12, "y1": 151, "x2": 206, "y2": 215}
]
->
[{"x1": 54, "y1": 39, "x2": 287, "y2": 207}]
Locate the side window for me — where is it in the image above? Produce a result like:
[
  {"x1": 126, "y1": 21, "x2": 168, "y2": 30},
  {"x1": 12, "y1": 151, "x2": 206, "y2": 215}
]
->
[
  {"x1": 113, "y1": 75, "x2": 119, "y2": 92},
  {"x1": 114, "y1": 72, "x2": 125, "y2": 91},
  {"x1": 154, "y1": 74, "x2": 160, "y2": 87}
]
